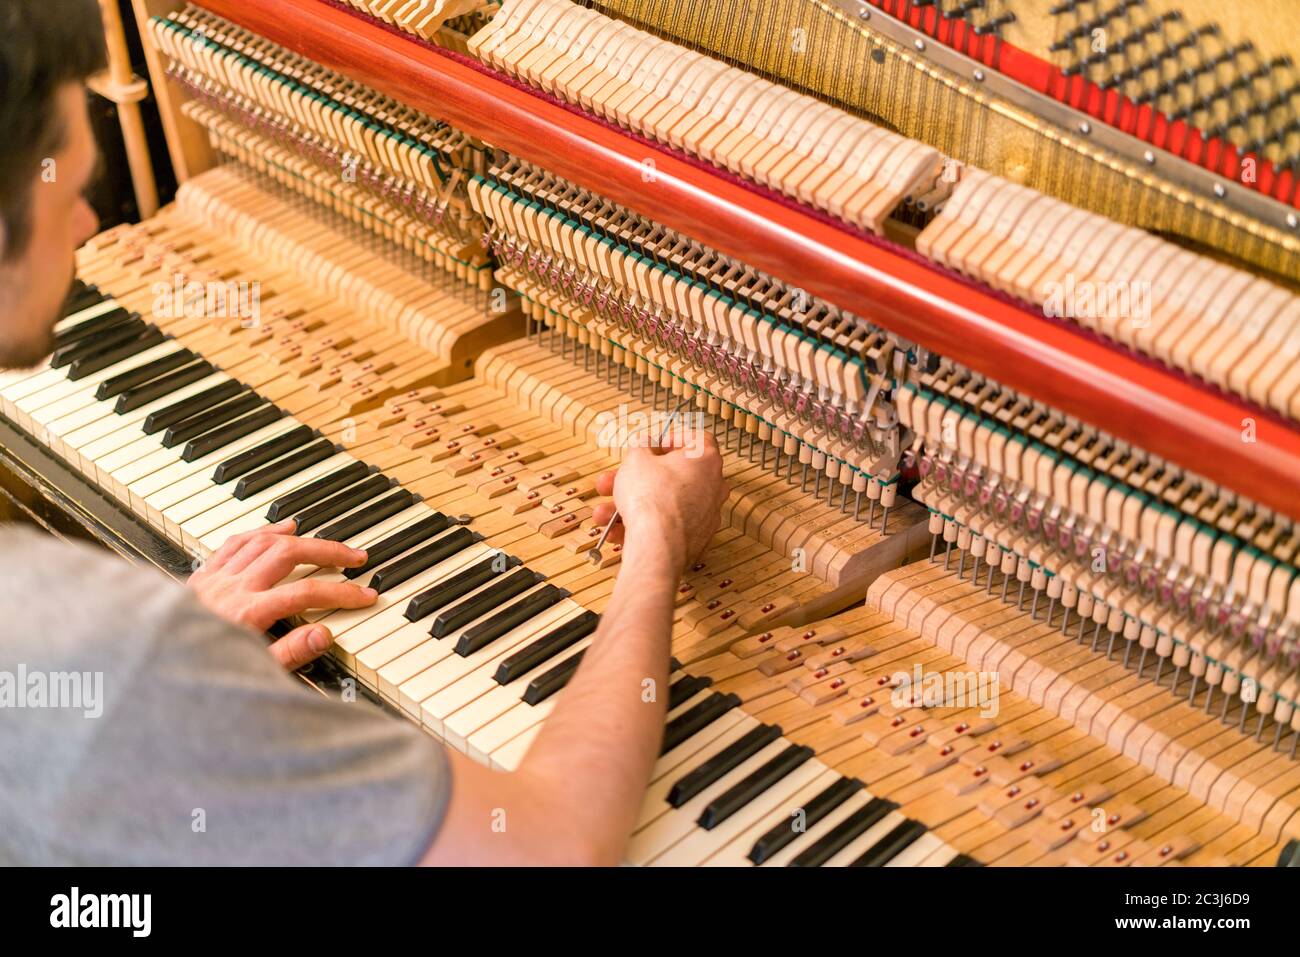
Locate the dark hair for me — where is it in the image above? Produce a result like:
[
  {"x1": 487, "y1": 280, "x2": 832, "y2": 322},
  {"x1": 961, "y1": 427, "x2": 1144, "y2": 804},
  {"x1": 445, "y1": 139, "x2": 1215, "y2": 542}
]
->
[{"x1": 0, "y1": 0, "x2": 107, "y2": 260}]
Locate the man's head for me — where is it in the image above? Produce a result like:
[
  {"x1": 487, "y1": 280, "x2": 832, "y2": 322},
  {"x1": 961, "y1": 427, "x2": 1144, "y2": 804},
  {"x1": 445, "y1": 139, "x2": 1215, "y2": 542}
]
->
[{"x1": 0, "y1": 0, "x2": 107, "y2": 369}]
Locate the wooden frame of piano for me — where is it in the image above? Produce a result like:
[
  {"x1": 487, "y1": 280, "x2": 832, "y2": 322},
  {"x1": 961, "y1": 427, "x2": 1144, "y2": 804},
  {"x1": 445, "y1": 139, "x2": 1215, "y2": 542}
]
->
[{"x1": 130, "y1": 0, "x2": 1300, "y2": 523}]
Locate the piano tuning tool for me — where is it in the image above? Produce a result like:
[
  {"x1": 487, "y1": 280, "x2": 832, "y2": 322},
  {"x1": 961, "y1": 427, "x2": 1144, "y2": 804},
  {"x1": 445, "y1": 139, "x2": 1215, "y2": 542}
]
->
[{"x1": 4, "y1": 0, "x2": 1300, "y2": 863}]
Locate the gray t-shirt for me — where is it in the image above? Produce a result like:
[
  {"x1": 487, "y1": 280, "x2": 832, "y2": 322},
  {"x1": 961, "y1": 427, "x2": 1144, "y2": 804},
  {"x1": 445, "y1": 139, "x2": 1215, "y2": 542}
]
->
[{"x1": 0, "y1": 524, "x2": 450, "y2": 865}]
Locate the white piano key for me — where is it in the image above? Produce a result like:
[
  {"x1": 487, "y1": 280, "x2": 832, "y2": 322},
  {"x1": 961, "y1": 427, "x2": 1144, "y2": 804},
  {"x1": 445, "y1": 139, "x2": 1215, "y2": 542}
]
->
[
  {"x1": 627, "y1": 737, "x2": 792, "y2": 865},
  {"x1": 698, "y1": 768, "x2": 841, "y2": 866},
  {"x1": 130, "y1": 422, "x2": 301, "y2": 523},
  {"x1": 50, "y1": 372, "x2": 225, "y2": 463},
  {"x1": 647, "y1": 758, "x2": 829, "y2": 867},
  {"x1": 821, "y1": 809, "x2": 909, "y2": 866},
  {"x1": 158, "y1": 417, "x2": 311, "y2": 526},
  {"x1": 633, "y1": 716, "x2": 760, "y2": 832},
  {"x1": 754, "y1": 788, "x2": 879, "y2": 867},
  {"x1": 281, "y1": 503, "x2": 436, "y2": 586},
  {"x1": 187, "y1": 455, "x2": 358, "y2": 551},
  {"x1": 435, "y1": 603, "x2": 590, "y2": 738},
  {"x1": 885, "y1": 831, "x2": 945, "y2": 867},
  {"x1": 392, "y1": 582, "x2": 565, "y2": 718},
  {"x1": 322, "y1": 539, "x2": 492, "y2": 642},
  {"x1": 919, "y1": 844, "x2": 960, "y2": 867}
]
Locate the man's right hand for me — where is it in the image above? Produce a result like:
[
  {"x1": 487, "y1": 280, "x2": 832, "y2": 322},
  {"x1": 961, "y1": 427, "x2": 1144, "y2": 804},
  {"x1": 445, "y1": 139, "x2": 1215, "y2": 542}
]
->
[{"x1": 590, "y1": 429, "x2": 729, "y2": 571}]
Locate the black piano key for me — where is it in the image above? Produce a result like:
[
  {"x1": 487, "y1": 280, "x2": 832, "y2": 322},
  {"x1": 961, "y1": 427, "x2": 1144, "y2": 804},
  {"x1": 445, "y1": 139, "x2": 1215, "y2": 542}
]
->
[
  {"x1": 404, "y1": 552, "x2": 510, "y2": 621},
  {"x1": 788, "y1": 796, "x2": 897, "y2": 867},
  {"x1": 494, "y1": 610, "x2": 599, "y2": 684},
  {"x1": 143, "y1": 380, "x2": 245, "y2": 434},
  {"x1": 697, "y1": 744, "x2": 813, "y2": 831},
  {"x1": 214, "y1": 425, "x2": 318, "y2": 484},
  {"x1": 62, "y1": 283, "x2": 104, "y2": 317},
  {"x1": 66, "y1": 328, "x2": 166, "y2": 381},
  {"x1": 162, "y1": 392, "x2": 265, "y2": 448},
  {"x1": 429, "y1": 566, "x2": 538, "y2": 636},
  {"x1": 49, "y1": 316, "x2": 145, "y2": 368},
  {"x1": 848, "y1": 818, "x2": 927, "y2": 867},
  {"x1": 660, "y1": 692, "x2": 741, "y2": 756},
  {"x1": 290, "y1": 473, "x2": 394, "y2": 534},
  {"x1": 53, "y1": 305, "x2": 130, "y2": 348},
  {"x1": 747, "y1": 777, "x2": 864, "y2": 865},
  {"x1": 667, "y1": 724, "x2": 783, "y2": 808},
  {"x1": 667, "y1": 673, "x2": 713, "y2": 711},
  {"x1": 267, "y1": 461, "x2": 371, "y2": 523},
  {"x1": 181, "y1": 405, "x2": 283, "y2": 462},
  {"x1": 945, "y1": 854, "x2": 983, "y2": 867},
  {"x1": 521, "y1": 648, "x2": 585, "y2": 705},
  {"x1": 316, "y1": 489, "x2": 416, "y2": 542},
  {"x1": 94, "y1": 349, "x2": 195, "y2": 401},
  {"x1": 350, "y1": 515, "x2": 470, "y2": 593},
  {"x1": 345, "y1": 512, "x2": 449, "y2": 578},
  {"x1": 115, "y1": 359, "x2": 214, "y2": 413},
  {"x1": 232, "y1": 439, "x2": 337, "y2": 499},
  {"x1": 455, "y1": 583, "x2": 565, "y2": 657}
]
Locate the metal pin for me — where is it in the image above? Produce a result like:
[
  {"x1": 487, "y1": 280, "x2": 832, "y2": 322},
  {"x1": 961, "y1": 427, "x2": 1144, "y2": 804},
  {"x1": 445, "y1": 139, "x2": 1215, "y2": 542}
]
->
[
  {"x1": 1170, "y1": 665, "x2": 1183, "y2": 695},
  {"x1": 1106, "y1": 631, "x2": 1118, "y2": 660},
  {"x1": 1203, "y1": 685, "x2": 1215, "y2": 713},
  {"x1": 1000, "y1": 574, "x2": 1010, "y2": 604},
  {"x1": 1136, "y1": 646, "x2": 1148, "y2": 677},
  {"x1": 1273, "y1": 722, "x2": 1284, "y2": 751},
  {"x1": 1060, "y1": 607, "x2": 1071, "y2": 635},
  {"x1": 881, "y1": 507, "x2": 889, "y2": 534},
  {"x1": 1046, "y1": 597, "x2": 1057, "y2": 625},
  {"x1": 930, "y1": 535, "x2": 939, "y2": 562},
  {"x1": 972, "y1": 555, "x2": 982, "y2": 586},
  {"x1": 854, "y1": 490, "x2": 863, "y2": 521},
  {"x1": 957, "y1": 549, "x2": 967, "y2": 580},
  {"x1": 1123, "y1": 638, "x2": 1135, "y2": 669},
  {"x1": 1017, "y1": 580, "x2": 1026, "y2": 610},
  {"x1": 1154, "y1": 654, "x2": 1165, "y2": 684},
  {"x1": 1220, "y1": 692, "x2": 1232, "y2": 723},
  {"x1": 1187, "y1": 674, "x2": 1200, "y2": 705},
  {"x1": 1031, "y1": 589, "x2": 1041, "y2": 620},
  {"x1": 944, "y1": 540, "x2": 954, "y2": 570}
]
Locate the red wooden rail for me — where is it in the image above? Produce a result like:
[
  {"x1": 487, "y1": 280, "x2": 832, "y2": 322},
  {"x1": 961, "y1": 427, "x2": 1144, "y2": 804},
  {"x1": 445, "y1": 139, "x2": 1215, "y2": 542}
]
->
[{"x1": 198, "y1": 0, "x2": 1300, "y2": 522}]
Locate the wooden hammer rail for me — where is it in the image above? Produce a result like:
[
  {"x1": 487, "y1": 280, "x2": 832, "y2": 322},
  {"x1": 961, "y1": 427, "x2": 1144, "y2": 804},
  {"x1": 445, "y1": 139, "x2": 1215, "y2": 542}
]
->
[{"x1": 189, "y1": 0, "x2": 1300, "y2": 525}]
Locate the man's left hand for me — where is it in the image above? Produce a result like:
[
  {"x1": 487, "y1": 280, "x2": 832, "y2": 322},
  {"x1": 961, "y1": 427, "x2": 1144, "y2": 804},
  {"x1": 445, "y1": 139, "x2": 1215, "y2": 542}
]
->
[{"x1": 188, "y1": 520, "x2": 378, "y2": 670}]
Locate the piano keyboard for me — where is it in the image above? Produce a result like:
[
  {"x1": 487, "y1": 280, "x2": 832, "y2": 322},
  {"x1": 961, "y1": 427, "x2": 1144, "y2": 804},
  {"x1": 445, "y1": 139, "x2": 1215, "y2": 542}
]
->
[{"x1": 2, "y1": 279, "x2": 974, "y2": 867}]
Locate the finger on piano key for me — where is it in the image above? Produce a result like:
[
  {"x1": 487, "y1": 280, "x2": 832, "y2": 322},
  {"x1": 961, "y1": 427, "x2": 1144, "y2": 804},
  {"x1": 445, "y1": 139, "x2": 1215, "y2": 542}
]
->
[
  {"x1": 280, "y1": 503, "x2": 441, "y2": 587},
  {"x1": 322, "y1": 539, "x2": 492, "y2": 642}
]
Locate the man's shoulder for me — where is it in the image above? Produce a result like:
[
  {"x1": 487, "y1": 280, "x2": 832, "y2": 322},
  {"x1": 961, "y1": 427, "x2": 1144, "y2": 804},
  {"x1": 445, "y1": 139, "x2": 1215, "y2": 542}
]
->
[{"x1": 0, "y1": 524, "x2": 192, "y2": 672}]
